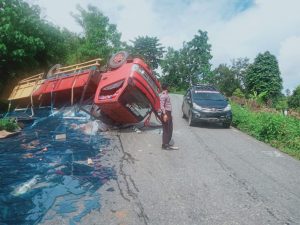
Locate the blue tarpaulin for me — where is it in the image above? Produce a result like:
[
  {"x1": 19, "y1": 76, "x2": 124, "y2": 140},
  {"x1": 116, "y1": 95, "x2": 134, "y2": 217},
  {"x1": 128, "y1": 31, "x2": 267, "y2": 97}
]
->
[{"x1": 0, "y1": 108, "x2": 116, "y2": 225}]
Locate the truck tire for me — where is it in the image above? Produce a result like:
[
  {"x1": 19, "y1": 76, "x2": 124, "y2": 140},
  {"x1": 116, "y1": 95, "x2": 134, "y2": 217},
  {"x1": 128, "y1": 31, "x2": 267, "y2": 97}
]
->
[{"x1": 108, "y1": 51, "x2": 129, "y2": 69}]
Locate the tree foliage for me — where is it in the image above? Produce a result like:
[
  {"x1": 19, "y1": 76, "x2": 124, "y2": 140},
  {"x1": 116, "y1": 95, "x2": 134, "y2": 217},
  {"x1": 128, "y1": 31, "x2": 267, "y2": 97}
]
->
[
  {"x1": 0, "y1": 0, "x2": 43, "y2": 78},
  {"x1": 232, "y1": 88, "x2": 245, "y2": 98},
  {"x1": 71, "y1": 5, "x2": 123, "y2": 63},
  {"x1": 185, "y1": 30, "x2": 212, "y2": 83},
  {"x1": 0, "y1": 1, "x2": 125, "y2": 98},
  {"x1": 60, "y1": 29, "x2": 81, "y2": 64},
  {"x1": 213, "y1": 64, "x2": 240, "y2": 96},
  {"x1": 129, "y1": 36, "x2": 164, "y2": 70},
  {"x1": 0, "y1": 0, "x2": 68, "y2": 91},
  {"x1": 231, "y1": 58, "x2": 250, "y2": 91},
  {"x1": 288, "y1": 85, "x2": 300, "y2": 109},
  {"x1": 160, "y1": 47, "x2": 182, "y2": 88},
  {"x1": 160, "y1": 30, "x2": 212, "y2": 90},
  {"x1": 245, "y1": 51, "x2": 283, "y2": 102},
  {"x1": 211, "y1": 58, "x2": 249, "y2": 96}
]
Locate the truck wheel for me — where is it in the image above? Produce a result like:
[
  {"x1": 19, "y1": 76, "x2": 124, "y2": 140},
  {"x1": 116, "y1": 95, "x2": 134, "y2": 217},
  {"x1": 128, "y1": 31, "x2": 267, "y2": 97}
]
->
[{"x1": 108, "y1": 51, "x2": 129, "y2": 69}]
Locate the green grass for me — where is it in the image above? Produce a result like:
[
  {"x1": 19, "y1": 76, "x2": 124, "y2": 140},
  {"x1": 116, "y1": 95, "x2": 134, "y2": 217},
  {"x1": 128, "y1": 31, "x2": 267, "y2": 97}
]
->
[
  {"x1": 231, "y1": 102, "x2": 300, "y2": 160},
  {"x1": 0, "y1": 119, "x2": 19, "y2": 132}
]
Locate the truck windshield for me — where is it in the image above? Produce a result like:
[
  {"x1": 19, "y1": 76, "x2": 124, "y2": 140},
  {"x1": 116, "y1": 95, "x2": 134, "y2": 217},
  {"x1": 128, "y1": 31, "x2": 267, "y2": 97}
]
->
[
  {"x1": 120, "y1": 87, "x2": 151, "y2": 120},
  {"x1": 193, "y1": 91, "x2": 225, "y2": 101}
]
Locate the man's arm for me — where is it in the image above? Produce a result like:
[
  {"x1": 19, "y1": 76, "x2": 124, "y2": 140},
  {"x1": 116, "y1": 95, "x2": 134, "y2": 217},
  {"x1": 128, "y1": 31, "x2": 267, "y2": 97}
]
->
[
  {"x1": 160, "y1": 94, "x2": 166, "y2": 114},
  {"x1": 160, "y1": 94, "x2": 168, "y2": 122}
]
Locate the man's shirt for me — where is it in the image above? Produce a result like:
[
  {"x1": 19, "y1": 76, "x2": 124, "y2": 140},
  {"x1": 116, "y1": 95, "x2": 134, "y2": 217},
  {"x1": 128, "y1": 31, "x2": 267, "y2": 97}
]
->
[{"x1": 160, "y1": 90, "x2": 172, "y2": 114}]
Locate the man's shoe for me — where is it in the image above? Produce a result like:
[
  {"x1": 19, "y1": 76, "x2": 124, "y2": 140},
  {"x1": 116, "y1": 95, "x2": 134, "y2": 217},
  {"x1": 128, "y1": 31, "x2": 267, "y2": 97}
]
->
[
  {"x1": 162, "y1": 145, "x2": 171, "y2": 150},
  {"x1": 162, "y1": 145, "x2": 178, "y2": 150}
]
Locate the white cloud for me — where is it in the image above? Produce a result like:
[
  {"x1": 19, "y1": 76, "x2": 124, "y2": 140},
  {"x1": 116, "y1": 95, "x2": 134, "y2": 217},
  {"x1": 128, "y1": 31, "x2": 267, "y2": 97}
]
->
[
  {"x1": 26, "y1": 0, "x2": 86, "y2": 32},
  {"x1": 211, "y1": 0, "x2": 300, "y2": 63},
  {"x1": 106, "y1": 0, "x2": 159, "y2": 42},
  {"x1": 206, "y1": 0, "x2": 300, "y2": 91},
  {"x1": 25, "y1": 0, "x2": 300, "y2": 90},
  {"x1": 279, "y1": 36, "x2": 300, "y2": 91}
]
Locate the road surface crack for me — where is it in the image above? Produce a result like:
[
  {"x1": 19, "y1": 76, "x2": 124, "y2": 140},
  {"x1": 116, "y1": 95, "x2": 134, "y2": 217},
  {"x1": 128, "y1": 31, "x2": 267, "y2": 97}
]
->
[{"x1": 114, "y1": 134, "x2": 149, "y2": 225}]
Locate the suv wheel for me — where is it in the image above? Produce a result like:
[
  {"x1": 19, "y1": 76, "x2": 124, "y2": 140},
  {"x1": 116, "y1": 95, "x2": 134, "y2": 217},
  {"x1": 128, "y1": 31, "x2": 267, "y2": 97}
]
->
[
  {"x1": 222, "y1": 122, "x2": 231, "y2": 128},
  {"x1": 182, "y1": 108, "x2": 186, "y2": 118},
  {"x1": 188, "y1": 111, "x2": 194, "y2": 126}
]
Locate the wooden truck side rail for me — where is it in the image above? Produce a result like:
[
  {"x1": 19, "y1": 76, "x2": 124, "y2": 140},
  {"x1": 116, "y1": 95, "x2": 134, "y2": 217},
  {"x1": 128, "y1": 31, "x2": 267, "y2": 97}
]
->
[
  {"x1": 49, "y1": 58, "x2": 102, "y2": 78},
  {"x1": 8, "y1": 73, "x2": 45, "y2": 101}
]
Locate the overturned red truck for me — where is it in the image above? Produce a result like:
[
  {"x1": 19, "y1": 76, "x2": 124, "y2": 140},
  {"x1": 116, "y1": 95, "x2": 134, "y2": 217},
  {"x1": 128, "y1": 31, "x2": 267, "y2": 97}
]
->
[{"x1": 8, "y1": 51, "x2": 162, "y2": 124}]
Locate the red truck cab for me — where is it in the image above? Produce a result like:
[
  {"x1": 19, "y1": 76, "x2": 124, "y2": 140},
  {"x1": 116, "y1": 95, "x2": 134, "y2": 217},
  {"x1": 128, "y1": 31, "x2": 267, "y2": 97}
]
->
[{"x1": 94, "y1": 57, "x2": 161, "y2": 124}]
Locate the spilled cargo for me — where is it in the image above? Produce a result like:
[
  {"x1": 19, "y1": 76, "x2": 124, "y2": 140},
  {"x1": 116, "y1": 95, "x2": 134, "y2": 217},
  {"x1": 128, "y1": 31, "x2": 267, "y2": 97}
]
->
[{"x1": 0, "y1": 107, "x2": 117, "y2": 224}]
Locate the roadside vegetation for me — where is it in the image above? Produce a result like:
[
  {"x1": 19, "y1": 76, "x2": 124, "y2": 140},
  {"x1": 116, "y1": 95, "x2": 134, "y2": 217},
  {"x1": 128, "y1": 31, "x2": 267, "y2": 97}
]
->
[
  {"x1": 0, "y1": 119, "x2": 18, "y2": 132},
  {"x1": 231, "y1": 101, "x2": 300, "y2": 159}
]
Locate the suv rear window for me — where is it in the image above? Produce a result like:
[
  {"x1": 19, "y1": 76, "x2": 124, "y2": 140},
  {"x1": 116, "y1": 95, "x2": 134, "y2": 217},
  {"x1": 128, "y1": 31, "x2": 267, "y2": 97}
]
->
[
  {"x1": 193, "y1": 85, "x2": 217, "y2": 91},
  {"x1": 193, "y1": 91, "x2": 225, "y2": 101}
]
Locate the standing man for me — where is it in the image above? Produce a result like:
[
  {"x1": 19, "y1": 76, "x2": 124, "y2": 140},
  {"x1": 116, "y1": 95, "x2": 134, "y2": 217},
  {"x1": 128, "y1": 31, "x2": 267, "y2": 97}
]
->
[{"x1": 160, "y1": 83, "x2": 178, "y2": 150}]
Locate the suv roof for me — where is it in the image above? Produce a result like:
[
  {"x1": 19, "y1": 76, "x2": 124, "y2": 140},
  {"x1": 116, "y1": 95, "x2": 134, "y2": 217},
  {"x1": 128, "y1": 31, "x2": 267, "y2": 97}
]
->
[{"x1": 191, "y1": 84, "x2": 217, "y2": 91}]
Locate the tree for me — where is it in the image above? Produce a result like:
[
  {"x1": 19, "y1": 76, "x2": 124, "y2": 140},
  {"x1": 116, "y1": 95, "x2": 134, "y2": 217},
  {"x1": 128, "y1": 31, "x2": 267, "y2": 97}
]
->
[
  {"x1": 160, "y1": 30, "x2": 213, "y2": 90},
  {"x1": 213, "y1": 64, "x2": 240, "y2": 96},
  {"x1": 160, "y1": 47, "x2": 183, "y2": 88},
  {"x1": 232, "y1": 88, "x2": 245, "y2": 98},
  {"x1": 60, "y1": 29, "x2": 81, "y2": 64},
  {"x1": 161, "y1": 44, "x2": 201, "y2": 90},
  {"x1": 129, "y1": 36, "x2": 164, "y2": 70},
  {"x1": 185, "y1": 30, "x2": 212, "y2": 83},
  {"x1": 288, "y1": 85, "x2": 300, "y2": 109},
  {"x1": 245, "y1": 51, "x2": 283, "y2": 102},
  {"x1": 72, "y1": 5, "x2": 123, "y2": 62},
  {"x1": 0, "y1": 0, "x2": 43, "y2": 78},
  {"x1": 0, "y1": 0, "x2": 69, "y2": 93},
  {"x1": 231, "y1": 58, "x2": 250, "y2": 91}
]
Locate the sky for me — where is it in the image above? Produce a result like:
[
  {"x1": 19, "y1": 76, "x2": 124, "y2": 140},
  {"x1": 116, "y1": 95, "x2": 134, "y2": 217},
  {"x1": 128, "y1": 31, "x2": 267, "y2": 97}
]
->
[{"x1": 26, "y1": 0, "x2": 300, "y2": 92}]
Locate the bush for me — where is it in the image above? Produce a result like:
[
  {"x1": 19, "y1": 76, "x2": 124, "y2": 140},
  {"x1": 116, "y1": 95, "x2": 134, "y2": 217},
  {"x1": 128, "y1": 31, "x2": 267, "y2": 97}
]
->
[
  {"x1": 231, "y1": 102, "x2": 300, "y2": 159},
  {"x1": 232, "y1": 88, "x2": 245, "y2": 98},
  {"x1": 274, "y1": 99, "x2": 288, "y2": 111},
  {"x1": 0, "y1": 119, "x2": 19, "y2": 132},
  {"x1": 288, "y1": 85, "x2": 300, "y2": 109}
]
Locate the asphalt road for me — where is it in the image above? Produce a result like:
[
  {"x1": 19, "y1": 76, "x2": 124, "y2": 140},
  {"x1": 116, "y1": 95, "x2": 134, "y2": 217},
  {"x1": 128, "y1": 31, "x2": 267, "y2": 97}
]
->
[{"x1": 58, "y1": 94, "x2": 300, "y2": 225}]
